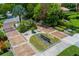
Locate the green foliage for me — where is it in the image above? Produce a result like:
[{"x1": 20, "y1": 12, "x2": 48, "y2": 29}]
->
[
  {"x1": 70, "y1": 19, "x2": 79, "y2": 27},
  {"x1": 0, "y1": 4, "x2": 14, "y2": 14},
  {"x1": 0, "y1": 22, "x2": 3, "y2": 28},
  {"x1": 0, "y1": 30, "x2": 7, "y2": 41},
  {"x1": 0, "y1": 49, "x2": 3, "y2": 55},
  {"x1": 43, "y1": 4, "x2": 63, "y2": 26},
  {"x1": 55, "y1": 27, "x2": 64, "y2": 31},
  {"x1": 58, "y1": 45, "x2": 79, "y2": 56},
  {"x1": 68, "y1": 14, "x2": 79, "y2": 19},
  {"x1": 0, "y1": 30, "x2": 5, "y2": 39},
  {"x1": 1, "y1": 51, "x2": 13, "y2": 56},
  {"x1": 26, "y1": 4, "x2": 36, "y2": 18},
  {"x1": 43, "y1": 15, "x2": 59, "y2": 26},
  {"x1": 30, "y1": 33, "x2": 60, "y2": 51},
  {"x1": 64, "y1": 19, "x2": 79, "y2": 28},
  {"x1": 0, "y1": 40, "x2": 11, "y2": 55},
  {"x1": 75, "y1": 29, "x2": 79, "y2": 33},
  {"x1": 12, "y1": 5, "x2": 25, "y2": 16},
  {"x1": 47, "y1": 4, "x2": 60, "y2": 16},
  {"x1": 17, "y1": 24, "x2": 28, "y2": 33},
  {"x1": 33, "y1": 4, "x2": 41, "y2": 20},
  {"x1": 12, "y1": 5, "x2": 26, "y2": 22},
  {"x1": 64, "y1": 12, "x2": 79, "y2": 17},
  {"x1": 17, "y1": 20, "x2": 37, "y2": 33},
  {"x1": 30, "y1": 35, "x2": 48, "y2": 51},
  {"x1": 64, "y1": 12, "x2": 79, "y2": 28},
  {"x1": 63, "y1": 12, "x2": 79, "y2": 34},
  {"x1": 4, "y1": 40, "x2": 11, "y2": 49},
  {"x1": 0, "y1": 31, "x2": 5, "y2": 37}
]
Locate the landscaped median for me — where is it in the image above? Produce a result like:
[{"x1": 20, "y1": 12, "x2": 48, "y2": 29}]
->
[{"x1": 30, "y1": 33, "x2": 60, "y2": 51}]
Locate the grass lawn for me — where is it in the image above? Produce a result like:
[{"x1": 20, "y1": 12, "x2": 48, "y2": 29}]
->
[
  {"x1": 30, "y1": 33, "x2": 60, "y2": 51},
  {"x1": 30, "y1": 34, "x2": 48, "y2": 51},
  {"x1": 58, "y1": 45, "x2": 79, "y2": 56},
  {"x1": 1, "y1": 51, "x2": 13, "y2": 56}
]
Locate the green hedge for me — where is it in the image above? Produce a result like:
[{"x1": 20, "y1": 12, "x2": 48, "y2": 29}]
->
[
  {"x1": 68, "y1": 15, "x2": 79, "y2": 19},
  {"x1": 55, "y1": 27, "x2": 64, "y2": 31},
  {"x1": 64, "y1": 12, "x2": 79, "y2": 20}
]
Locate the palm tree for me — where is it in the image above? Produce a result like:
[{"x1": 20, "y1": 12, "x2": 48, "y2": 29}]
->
[{"x1": 12, "y1": 5, "x2": 26, "y2": 22}]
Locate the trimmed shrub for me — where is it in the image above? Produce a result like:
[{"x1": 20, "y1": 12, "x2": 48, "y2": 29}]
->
[{"x1": 55, "y1": 27, "x2": 64, "y2": 31}]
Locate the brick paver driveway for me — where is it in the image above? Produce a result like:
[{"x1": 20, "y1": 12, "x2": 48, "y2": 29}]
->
[{"x1": 3, "y1": 20, "x2": 35, "y2": 56}]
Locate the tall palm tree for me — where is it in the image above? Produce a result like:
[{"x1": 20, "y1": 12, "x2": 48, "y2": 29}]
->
[{"x1": 12, "y1": 5, "x2": 26, "y2": 22}]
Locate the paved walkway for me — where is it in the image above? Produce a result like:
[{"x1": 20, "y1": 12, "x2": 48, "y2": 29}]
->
[
  {"x1": 72, "y1": 34, "x2": 79, "y2": 47},
  {"x1": 3, "y1": 17, "x2": 35, "y2": 56}
]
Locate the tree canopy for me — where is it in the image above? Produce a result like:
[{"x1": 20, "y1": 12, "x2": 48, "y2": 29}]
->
[
  {"x1": 12, "y1": 5, "x2": 26, "y2": 22},
  {"x1": 0, "y1": 4, "x2": 14, "y2": 14}
]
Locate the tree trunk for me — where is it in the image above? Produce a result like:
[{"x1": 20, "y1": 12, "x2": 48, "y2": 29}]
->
[{"x1": 19, "y1": 15, "x2": 21, "y2": 23}]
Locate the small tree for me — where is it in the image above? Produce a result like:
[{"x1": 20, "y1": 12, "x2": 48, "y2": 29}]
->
[
  {"x1": 45, "y1": 4, "x2": 62, "y2": 26},
  {"x1": 12, "y1": 5, "x2": 26, "y2": 23}
]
